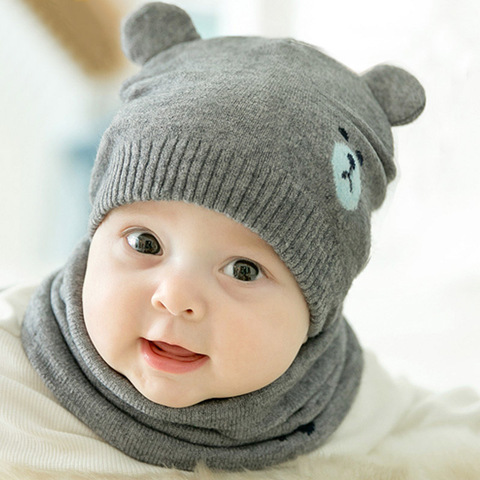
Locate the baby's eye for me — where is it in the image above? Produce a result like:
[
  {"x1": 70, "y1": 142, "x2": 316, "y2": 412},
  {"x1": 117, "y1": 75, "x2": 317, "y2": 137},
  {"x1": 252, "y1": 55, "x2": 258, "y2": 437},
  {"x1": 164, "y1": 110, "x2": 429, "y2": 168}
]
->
[
  {"x1": 224, "y1": 259, "x2": 263, "y2": 282},
  {"x1": 126, "y1": 231, "x2": 162, "y2": 255}
]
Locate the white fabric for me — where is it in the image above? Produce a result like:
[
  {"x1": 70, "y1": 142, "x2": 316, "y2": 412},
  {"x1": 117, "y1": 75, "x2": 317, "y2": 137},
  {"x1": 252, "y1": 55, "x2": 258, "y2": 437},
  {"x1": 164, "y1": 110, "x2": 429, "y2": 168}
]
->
[{"x1": 1, "y1": 284, "x2": 479, "y2": 479}]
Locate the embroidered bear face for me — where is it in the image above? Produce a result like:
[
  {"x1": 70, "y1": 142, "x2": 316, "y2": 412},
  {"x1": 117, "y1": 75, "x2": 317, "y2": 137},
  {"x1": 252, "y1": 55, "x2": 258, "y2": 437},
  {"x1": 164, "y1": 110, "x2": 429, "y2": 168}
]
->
[{"x1": 331, "y1": 126, "x2": 365, "y2": 211}]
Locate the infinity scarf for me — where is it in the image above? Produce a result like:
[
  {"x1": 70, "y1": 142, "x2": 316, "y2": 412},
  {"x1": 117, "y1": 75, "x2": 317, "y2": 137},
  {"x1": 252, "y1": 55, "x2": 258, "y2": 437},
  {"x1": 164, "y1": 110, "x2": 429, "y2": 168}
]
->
[{"x1": 22, "y1": 238, "x2": 363, "y2": 472}]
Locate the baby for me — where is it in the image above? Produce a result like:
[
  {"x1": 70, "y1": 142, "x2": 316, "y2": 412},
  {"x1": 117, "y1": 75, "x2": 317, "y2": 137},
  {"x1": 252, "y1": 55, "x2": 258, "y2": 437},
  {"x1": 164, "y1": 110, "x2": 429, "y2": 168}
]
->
[{"x1": 2, "y1": 2, "x2": 480, "y2": 479}]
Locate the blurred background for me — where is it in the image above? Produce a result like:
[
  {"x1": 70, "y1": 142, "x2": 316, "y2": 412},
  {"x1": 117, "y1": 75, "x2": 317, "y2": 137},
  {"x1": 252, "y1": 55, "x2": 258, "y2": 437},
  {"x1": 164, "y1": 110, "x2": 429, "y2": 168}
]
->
[{"x1": 1, "y1": 0, "x2": 479, "y2": 393}]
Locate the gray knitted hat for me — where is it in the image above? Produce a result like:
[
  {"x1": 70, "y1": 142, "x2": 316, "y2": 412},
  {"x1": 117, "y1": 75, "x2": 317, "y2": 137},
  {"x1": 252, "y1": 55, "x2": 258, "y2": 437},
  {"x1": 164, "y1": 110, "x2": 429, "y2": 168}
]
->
[{"x1": 89, "y1": 2, "x2": 425, "y2": 337}]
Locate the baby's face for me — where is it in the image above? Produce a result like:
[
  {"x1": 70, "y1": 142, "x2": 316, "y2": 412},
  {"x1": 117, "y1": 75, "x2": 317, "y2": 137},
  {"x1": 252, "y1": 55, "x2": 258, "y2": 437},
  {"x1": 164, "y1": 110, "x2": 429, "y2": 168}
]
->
[{"x1": 83, "y1": 201, "x2": 309, "y2": 408}]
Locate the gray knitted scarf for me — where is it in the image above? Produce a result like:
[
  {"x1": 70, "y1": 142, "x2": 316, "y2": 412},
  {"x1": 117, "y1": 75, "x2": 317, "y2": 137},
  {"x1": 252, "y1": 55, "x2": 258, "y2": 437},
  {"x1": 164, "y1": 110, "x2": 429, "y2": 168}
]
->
[{"x1": 22, "y1": 237, "x2": 363, "y2": 472}]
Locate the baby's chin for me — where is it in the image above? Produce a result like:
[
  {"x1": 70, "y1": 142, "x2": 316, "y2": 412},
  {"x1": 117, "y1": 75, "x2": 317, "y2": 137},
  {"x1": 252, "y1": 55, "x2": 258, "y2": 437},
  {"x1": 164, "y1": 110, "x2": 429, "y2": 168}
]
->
[
  {"x1": 125, "y1": 373, "x2": 212, "y2": 409},
  {"x1": 146, "y1": 389, "x2": 209, "y2": 408},
  {"x1": 125, "y1": 371, "x2": 271, "y2": 409}
]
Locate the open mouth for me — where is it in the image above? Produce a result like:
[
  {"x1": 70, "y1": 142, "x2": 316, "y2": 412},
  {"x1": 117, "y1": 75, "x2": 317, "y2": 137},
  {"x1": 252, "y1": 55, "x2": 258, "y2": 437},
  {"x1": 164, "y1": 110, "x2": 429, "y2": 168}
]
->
[
  {"x1": 151, "y1": 341, "x2": 204, "y2": 361},
  {"x1": 141, "y1": 339, "x2": 208, "y2": 374}
]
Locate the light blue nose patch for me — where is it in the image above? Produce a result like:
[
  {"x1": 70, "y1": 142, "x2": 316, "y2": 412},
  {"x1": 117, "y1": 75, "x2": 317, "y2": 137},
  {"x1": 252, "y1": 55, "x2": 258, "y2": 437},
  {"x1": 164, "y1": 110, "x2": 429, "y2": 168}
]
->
[{"x1": 330, "y1": 142, "x2": 362, "y2": 211}]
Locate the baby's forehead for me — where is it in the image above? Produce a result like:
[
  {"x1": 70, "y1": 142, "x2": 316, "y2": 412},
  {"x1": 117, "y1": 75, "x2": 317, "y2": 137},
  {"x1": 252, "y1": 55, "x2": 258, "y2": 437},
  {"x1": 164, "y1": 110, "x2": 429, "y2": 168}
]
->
[{"x1": 105, "y1": 200, "x2": 276, "y2": 254}]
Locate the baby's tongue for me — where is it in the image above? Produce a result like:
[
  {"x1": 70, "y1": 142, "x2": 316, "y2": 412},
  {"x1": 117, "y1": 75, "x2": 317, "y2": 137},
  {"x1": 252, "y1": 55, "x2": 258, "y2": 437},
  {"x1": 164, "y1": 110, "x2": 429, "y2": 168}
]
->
[{"x1": 152, "y1": 341, "x2": 198, "y2": 357}]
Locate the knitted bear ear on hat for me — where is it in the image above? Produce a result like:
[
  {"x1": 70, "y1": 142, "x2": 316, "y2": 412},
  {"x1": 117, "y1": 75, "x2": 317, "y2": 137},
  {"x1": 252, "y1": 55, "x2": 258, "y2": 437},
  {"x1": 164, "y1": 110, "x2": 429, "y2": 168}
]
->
[
  {"x1": 363, "y1": 65, "x2": 426, "y2": 126},
  {"x1": 121, "y1": 2, "x2": 201, "y2": 65}
]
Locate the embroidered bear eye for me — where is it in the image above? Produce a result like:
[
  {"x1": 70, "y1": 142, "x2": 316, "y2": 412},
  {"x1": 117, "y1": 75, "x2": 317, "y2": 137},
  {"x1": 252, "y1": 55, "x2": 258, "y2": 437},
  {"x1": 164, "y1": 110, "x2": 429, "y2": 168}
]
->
[
  {"x1": 224, "y1": 259, "x2": 263, "y2": 282},
  {"x1": 126, "y1": 231, "x2": 162, "y2": 255},
  {"x1": 356, "y1": 150, "x2": 364, "y2": 166}
]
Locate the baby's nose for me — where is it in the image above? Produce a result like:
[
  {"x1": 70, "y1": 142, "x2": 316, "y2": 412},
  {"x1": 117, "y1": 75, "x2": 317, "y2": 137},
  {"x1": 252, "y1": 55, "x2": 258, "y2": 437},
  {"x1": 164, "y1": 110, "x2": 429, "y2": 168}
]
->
[{"x1": 150, "y1": 270, "x2": 207, "y2": 320}]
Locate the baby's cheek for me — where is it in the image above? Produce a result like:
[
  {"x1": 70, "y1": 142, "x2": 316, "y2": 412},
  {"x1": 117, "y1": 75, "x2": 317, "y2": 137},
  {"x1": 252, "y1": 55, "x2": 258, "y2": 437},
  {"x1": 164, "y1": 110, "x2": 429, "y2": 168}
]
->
[
  {"x1": 83, "y1": 282, "x2": 112, "y2": 356},
  {"x1": 82, "y1": 300, "x2": 104, "y2": 351}
]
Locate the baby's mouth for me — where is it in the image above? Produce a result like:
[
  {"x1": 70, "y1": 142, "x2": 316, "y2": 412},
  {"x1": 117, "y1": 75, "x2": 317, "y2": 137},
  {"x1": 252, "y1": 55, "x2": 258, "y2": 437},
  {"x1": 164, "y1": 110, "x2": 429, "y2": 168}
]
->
[
  {"x1": 149, "y1": 340, "x2": 205, "y2": 362},
  {"x1": 141, "y1": 338, "x2": 208, "y2": 374}
]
